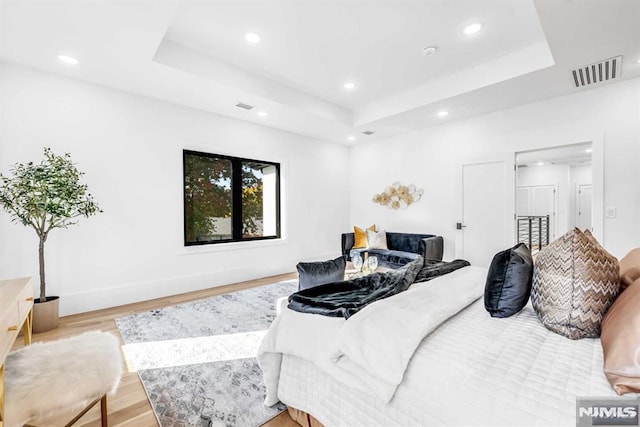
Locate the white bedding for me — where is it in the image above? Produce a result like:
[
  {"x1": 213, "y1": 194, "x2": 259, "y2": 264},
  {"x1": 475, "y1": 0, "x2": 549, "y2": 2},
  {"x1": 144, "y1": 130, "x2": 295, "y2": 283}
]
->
[
  {"x1": 258, "y1": 266, "x2": 487, "y2": 404},
  {"x1": 329, "y1": 265, "x2": 486, "y2": 402},
  {"x1": 260, "y1": 266, "x2": 624, "y2": 426}
]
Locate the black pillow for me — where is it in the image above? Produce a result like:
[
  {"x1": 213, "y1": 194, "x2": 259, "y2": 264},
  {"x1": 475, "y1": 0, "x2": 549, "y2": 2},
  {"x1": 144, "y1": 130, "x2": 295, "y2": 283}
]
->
[
  {"x1": 484, "y1": 243, "x2": 533, "y2": 318},
  {"x1": 297, "y1": 256, "x2": 346, "y2": 291}
]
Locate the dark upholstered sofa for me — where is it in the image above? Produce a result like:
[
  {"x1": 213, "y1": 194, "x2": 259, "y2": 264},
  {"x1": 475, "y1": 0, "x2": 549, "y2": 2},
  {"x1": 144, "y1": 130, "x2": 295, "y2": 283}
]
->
[{"x1": 341, "y1": 232, "x2": 443, "y2": 268}]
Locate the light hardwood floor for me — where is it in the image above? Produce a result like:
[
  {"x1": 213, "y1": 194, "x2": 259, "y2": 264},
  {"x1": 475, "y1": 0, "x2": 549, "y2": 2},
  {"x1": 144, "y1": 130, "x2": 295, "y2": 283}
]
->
[{"x1": 11, "y1": 273, "x2": 300, "y2": 427}]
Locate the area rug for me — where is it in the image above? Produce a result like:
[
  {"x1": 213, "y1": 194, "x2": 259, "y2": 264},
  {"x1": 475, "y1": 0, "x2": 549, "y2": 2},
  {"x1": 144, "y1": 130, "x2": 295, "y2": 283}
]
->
[{"x1": 115, "y1": 280, "x2": 297, "y2": 427}]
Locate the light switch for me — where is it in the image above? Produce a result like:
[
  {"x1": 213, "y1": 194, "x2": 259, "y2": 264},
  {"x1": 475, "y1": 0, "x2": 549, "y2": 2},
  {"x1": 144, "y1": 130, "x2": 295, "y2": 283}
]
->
[{"x1": 605, "y1": 207, "x2": 617, "y2": 218}]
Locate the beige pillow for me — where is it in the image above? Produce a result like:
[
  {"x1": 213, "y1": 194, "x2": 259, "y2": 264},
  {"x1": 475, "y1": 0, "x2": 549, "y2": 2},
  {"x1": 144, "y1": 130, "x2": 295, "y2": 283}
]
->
[
  {"x1": 619, "y1": 248, "x2": 640, "y2": 292},
  {"x1": 531, "y1": 228, "x2": 619, "y2": 339},
  {"x1": 366, "y1": 229, "x2": 388, "y2": 250},
  {"x1": 601, "y1": 277, "x2": 640, "y2": 394}
]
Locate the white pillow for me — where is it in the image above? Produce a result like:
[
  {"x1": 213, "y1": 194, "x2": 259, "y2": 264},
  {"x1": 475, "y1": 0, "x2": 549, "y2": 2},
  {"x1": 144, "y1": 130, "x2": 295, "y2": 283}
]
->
[{"x1": 366, "y1": 229, "x2": 388, "y2": 250}]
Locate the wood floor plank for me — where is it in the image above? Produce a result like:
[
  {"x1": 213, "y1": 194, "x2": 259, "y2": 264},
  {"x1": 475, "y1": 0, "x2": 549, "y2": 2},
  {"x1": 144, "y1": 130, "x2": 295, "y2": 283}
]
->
[
  {"x1": 262, "y1": 412, "x2": 301, "y2": 427},
  {"x1": 10, "y1": 272, "x2": 298, "y2": 427}
]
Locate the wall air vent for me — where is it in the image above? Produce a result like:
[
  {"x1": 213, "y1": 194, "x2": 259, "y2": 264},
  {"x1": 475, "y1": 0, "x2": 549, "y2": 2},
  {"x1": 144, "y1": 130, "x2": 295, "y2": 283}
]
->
[
  {"x1": 571, "y1": 56, "x2": 622, "y2": 88},
  {"x1": 235, "y1": 102, "x2": 254, "y2": 110},
  {"x1": 362, "y1": 130, "x2": 375, "y2": 135}
]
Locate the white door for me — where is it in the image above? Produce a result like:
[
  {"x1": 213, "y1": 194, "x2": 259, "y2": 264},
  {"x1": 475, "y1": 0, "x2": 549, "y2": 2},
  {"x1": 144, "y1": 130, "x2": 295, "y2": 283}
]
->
[
  {"x1": 517, "y1": 188, "x2": 529, "y2": 216},
  {"x1": 531, "y1": 185, "x2": 556, "y2": 239},
  {"x1": 516, "y1": 185, "x2": 556, "y2": 248},
  {"x1": 577, "y1": 184, "x2": 592, "y2": 231},
  {"x1": 532, "y1": 186, "x2": 554, "y2": 215},
  {"x1": 459, "y1": 160, "x2": 512, "y2": 267}
]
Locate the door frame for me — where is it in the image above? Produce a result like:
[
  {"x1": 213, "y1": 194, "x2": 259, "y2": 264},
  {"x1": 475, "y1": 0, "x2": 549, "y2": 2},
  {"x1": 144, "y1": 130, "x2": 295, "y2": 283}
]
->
[
  {"x1": 592, "y1": 137, "x2": 604, "y2": 241},
  {"x1": 455, "y1": 154, "x2": 515, "y2": 260}
]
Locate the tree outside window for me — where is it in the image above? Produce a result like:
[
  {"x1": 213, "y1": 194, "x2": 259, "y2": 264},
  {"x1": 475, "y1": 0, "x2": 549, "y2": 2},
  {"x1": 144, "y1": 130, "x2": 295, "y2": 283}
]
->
[{"x1": 183, "y1": 150, "x2": 280, "y2": 245}]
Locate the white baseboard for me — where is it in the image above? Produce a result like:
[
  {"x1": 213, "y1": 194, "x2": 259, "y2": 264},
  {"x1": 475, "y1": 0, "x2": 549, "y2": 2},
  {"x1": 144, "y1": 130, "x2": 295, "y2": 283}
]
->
[{"x1": 59, "y1": 252, "x2": 339, "y2": 316}]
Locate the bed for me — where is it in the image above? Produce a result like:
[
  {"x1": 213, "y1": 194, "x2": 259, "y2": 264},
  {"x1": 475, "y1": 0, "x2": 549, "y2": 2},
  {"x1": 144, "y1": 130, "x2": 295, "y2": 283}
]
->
[{"x1": 258, "y1": 265, "x2": 627, "y2": 427}]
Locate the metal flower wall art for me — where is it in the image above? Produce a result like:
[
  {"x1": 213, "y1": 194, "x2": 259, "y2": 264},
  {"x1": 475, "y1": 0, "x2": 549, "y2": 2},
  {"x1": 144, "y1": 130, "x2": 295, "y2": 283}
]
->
[{"x1": 372, "y1": 182, "x2": 424, "y2": 210}]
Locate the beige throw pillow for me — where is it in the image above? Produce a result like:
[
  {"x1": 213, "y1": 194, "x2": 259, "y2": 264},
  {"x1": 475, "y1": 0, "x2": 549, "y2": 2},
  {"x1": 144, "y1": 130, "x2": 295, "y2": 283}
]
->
[
  {"x1": 366, "y1": 229, "x2": 388, "y2": 250},
  {"x1": 531, "y1": 228, "x2": 619, "y2": 339}
]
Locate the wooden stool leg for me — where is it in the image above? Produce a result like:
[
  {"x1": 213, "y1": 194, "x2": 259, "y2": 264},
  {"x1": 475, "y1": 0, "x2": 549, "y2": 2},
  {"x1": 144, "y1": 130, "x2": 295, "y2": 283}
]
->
[{"x1": 101, "y1": 395, "x2": 108, "y2": 427}]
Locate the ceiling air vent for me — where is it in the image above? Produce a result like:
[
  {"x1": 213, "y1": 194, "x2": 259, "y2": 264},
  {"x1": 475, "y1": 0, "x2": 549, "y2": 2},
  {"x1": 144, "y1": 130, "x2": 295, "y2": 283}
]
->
[
  {"x1": 362, "y1": 130, "x2": 375, "y2": 135},
  {"x1": 571, "y1": 56, "x2": 622, "y2": 88},
  {"x1": 235, "y1": 102, "x2": 254, "y2": 110}
]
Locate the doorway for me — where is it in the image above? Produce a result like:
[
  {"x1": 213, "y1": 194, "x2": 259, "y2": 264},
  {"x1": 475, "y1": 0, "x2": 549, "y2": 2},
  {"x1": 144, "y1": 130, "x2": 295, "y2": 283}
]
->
[{"x1": 515, "y1": 143, "x2": 593, "y2": 252}]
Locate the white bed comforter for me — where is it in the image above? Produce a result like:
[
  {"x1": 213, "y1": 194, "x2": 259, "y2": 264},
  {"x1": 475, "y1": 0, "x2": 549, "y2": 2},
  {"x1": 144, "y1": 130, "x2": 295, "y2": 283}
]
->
[{"x1": 258, "y1": 265, "x2": 488, "y2": 405}]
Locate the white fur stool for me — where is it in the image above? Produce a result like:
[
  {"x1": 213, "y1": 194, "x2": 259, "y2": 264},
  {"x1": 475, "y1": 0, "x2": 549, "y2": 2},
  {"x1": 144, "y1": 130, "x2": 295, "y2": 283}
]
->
[{"x1": 3, "y1": 331, "x2": 123, "y2": 427}]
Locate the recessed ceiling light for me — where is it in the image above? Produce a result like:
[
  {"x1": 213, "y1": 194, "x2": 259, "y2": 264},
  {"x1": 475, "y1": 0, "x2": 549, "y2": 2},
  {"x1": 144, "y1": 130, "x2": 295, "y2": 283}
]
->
[
  {"x1": 257, "y1": 111, "x2": 268, "y2": 117},
  {"x1": 343, "y1": 82, "x2": 356, "y2": 90},
  {"x1": 422, "y1": 46, "x2": 438, "y2": 56},
  {"x1": 585, "y1": 148, "x2": 593, "y2": 153},
  {"x1": 437, "y1": 110, "x2": 449, "y2": 118},
  {"x1": 536, "y1": 161, "x2": 545, "y2": 166},
  {"x1": 57, "y1": 55, "x2": 79, "y2": 65},
  {"x1": 463, "y1": 22, "x2": 483, "y2": 35},
  {"x1": 245, "y1": 33, "x2": 261, "y2": 43},
  {"x1": 636, "y1": 58, "x2": 640, "y2": 64},
  {"x1": 347, "y1": 136, "x2": 356, "y2": 141}
]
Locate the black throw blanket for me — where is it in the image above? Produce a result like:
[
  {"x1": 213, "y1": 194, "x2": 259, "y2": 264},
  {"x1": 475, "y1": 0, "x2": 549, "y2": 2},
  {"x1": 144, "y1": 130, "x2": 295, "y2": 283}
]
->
[
  {"x1": 414, "y1": 259, "x2": 470, "y2": 283},
  {"x1": 288, "y1": 257, "x2": 423, "y2": 319},
  {"x1": 288, "y1": 257, "x2": 470, "y2": 319}
]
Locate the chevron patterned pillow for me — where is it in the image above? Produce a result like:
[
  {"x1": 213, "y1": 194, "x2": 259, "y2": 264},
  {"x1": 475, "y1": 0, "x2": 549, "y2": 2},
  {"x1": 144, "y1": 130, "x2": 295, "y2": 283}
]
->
[{"x1": 531, "y1": 228, "x2": 620, "y2": 339}]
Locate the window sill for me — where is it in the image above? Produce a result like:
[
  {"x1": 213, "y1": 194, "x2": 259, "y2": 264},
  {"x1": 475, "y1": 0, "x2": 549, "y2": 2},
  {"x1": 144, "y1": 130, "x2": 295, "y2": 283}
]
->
[{"x1": 179, "y1": 238, "x2": 287, "y2": 255}]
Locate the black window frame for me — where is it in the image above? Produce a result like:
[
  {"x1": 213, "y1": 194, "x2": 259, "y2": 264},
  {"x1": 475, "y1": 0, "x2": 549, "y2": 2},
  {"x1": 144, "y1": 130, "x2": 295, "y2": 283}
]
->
[{"x1": 183, "y1": 149, "x2": 281, "y2": 246}]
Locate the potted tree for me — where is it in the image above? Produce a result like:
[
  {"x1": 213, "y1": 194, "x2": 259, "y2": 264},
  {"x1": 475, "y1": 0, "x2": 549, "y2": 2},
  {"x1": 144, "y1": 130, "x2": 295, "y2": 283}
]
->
[{"x1": 0, "y1": 148, "x2": 101, "y2": 332}]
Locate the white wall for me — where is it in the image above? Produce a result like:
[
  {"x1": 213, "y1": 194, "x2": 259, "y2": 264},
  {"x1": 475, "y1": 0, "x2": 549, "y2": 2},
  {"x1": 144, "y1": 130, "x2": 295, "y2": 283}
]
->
[
  {"x1": 0, "y1": 63, "x2": 350, "y2": 315},
  {"x1": 350, "y1": 77, "x2": 640, "y2": 260}
]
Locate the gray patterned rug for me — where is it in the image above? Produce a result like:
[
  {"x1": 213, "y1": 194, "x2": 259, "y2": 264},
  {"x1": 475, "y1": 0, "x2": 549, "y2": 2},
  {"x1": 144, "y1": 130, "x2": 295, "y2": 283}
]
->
[{"x1": 115, "y1": 280, "x2": 297, "y2": 427}]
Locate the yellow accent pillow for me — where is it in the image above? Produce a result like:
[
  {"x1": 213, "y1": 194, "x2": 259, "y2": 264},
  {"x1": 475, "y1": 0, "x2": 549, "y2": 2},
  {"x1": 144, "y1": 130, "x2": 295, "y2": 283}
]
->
[{"x1": 353, "y1": 225, "x2": 376, "y2": 249}]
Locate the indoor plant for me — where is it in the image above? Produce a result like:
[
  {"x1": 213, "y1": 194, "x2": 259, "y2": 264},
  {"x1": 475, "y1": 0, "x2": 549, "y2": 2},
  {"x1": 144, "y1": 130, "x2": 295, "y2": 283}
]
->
[{"x1": 0, "y1": 148, "x2": 101, "y2": 332}]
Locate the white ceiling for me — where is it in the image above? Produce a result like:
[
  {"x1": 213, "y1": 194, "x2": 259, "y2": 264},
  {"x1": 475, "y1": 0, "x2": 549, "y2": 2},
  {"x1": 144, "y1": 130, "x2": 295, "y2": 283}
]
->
[
  {"x1": 165, "y1": 0, "x2": 548, "y2": 109},
  {"x1": 1, "y1": 0, "x2": 639, "y2": 145}
]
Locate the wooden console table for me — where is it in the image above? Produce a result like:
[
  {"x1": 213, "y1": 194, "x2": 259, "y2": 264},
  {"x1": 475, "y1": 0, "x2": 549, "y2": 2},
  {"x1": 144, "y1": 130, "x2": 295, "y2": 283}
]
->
[{"x1": 0, "y1": 277, "x2": 34, "y2": 427}]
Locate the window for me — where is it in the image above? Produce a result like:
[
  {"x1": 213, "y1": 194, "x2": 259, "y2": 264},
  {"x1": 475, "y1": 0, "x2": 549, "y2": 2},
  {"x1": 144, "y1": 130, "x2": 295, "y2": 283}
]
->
[{"x1": 183, "y1": 150, "x2": 280, "y2": 245}]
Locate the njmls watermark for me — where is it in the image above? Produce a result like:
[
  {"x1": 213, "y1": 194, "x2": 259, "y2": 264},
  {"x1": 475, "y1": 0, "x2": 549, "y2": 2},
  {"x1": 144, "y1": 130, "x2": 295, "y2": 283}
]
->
[{"x1": 577, "y1": 397, "x2": 639, "y2": 426}]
